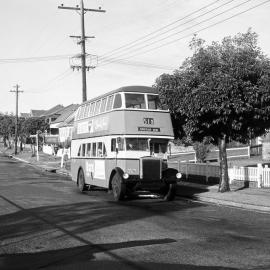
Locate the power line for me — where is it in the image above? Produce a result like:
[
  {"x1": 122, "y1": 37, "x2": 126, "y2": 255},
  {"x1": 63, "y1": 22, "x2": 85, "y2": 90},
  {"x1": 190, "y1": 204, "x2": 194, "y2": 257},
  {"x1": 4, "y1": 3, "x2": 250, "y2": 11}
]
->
[
  {"x1": 100, "y1": 0, "x2": 223, "y2": 58},
  {"x1": 0, "y1": 54, "x2": 72, "y2": 64},
  {"x1": 99, "y1": 57, "x2": 176, "y2": 71},
  {"x1": 99, "y1": 0, "x2": 252, "y2": 63},
  {"x1": 99, "y1": 0, "x2": 269, "y2": 66}
]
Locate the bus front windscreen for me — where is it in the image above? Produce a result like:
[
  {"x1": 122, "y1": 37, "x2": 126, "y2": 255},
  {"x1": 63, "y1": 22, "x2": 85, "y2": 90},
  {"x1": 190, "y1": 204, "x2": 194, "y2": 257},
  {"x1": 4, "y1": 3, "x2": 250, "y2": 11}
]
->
[
  {"x1": 126, "y1": 138, "x2": 149, "y2": 151},
  {"x1": 125, "y1": 138, "x2": 169, "y2": 154}
]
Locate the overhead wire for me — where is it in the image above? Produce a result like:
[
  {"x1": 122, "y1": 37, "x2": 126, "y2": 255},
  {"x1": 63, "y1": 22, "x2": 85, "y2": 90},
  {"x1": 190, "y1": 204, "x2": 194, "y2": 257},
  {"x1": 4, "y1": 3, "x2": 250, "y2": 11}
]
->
[
  {"x1": 98, "y1": 0, "x2": 268, "y2": 67},
  {"x1": 0, "y1": 54, "x2": 73, "y2": 64},
  {"x1": 98, "y1": 0, "x2": 252, "y2": 64},
  {"x1": 99, "y1": 56, "x2": 176, "y2": 71},
  {"x1": 100, "y1": 0, "x2": 223, "y2": 58}
]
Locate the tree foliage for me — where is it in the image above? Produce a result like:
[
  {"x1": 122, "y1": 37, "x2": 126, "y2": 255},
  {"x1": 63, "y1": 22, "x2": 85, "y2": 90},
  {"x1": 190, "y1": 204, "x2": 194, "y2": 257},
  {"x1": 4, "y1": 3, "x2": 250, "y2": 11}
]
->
[
  {"x1": 155, "y1": 29, "x2": 270, "y2": 192},
  {"x1": 0, "y1": 114, "x2": 49, "y2": 149}
]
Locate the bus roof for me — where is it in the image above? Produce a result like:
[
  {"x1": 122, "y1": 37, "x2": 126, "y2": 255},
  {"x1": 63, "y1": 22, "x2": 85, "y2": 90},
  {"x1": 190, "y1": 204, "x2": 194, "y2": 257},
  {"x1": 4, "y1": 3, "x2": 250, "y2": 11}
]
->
[{"x1": 82, "y1": 86, "x2": 157, "y2": 105}]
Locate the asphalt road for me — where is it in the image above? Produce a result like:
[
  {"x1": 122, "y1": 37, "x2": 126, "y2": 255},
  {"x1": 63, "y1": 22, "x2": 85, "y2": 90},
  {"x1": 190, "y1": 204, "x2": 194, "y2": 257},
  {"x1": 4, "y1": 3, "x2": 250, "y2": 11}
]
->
[{"x1": 0, "y1": 153, "x2": 270, "y2": 270}]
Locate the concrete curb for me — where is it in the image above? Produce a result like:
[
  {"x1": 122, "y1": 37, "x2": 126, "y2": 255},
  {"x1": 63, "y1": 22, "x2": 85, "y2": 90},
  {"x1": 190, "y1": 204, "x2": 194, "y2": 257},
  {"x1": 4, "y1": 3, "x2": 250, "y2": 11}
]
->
[
  {"x1": 11, "y1": 155, "x2": 71, "y2": 177},
  {"x1": 176, "y1": 190, "x2": 270, "y2": 213}
]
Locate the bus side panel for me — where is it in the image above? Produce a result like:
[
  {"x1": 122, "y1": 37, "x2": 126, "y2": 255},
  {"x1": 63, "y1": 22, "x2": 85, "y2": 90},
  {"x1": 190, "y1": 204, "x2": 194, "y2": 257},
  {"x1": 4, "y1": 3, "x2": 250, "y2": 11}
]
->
[
  {"x1": 105, "y1": 158, "x2": 140, "y2": 183},
  {"x1": 84, "y1": 159, "x2": 107, "y2": 188},
  {"x1": 71, "y1": 158, "x2": 84, "y2": 183}
]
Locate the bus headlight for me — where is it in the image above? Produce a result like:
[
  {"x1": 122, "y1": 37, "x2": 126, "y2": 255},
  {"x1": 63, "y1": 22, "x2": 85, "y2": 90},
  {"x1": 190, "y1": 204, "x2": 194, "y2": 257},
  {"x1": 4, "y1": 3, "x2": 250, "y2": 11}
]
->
[
  {"x1": 176, "y1": 172, "x2": 182, "y2": 179},
  {"x1": 123, "y1": 173, "x2": 129, "y2": 179}
]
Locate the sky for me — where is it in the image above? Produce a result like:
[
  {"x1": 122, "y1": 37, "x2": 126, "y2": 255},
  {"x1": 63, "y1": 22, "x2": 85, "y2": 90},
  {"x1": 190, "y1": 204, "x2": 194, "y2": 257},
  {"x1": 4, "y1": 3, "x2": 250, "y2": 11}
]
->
[{"x1": 1, "y1": 0, "x2": 270, "y2": 115}]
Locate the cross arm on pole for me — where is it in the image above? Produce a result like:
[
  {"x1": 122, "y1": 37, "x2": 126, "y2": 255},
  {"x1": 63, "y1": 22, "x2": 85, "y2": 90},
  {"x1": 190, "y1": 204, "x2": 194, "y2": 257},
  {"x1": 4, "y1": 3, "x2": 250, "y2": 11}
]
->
[{"x1": 58, "y1": 6, "x2": 106, "y2": 13}]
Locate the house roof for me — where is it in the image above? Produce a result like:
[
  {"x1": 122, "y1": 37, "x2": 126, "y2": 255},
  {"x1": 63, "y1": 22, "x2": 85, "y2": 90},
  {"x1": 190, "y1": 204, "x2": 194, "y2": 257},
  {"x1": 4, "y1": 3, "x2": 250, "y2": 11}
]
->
[
  {"x1": 20, "y1": 113, "x2": 31, "y2": 118},
  {"x1": 30, "y1": 110, "x2": 46, "y2": 117},
  {"x1": 40, "y1": 104, "x2": 64, "y2": 117},
  {"x1": 51, "y1": 104, "x2": 79, "y2": 124}
]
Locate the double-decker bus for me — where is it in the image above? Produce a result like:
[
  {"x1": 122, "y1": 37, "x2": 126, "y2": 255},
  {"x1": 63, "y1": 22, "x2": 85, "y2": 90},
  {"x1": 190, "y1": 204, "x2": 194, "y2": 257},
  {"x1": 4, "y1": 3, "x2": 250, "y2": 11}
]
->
[{"x1": 71, "y1": 85, "x2": 182, "y2": 201}]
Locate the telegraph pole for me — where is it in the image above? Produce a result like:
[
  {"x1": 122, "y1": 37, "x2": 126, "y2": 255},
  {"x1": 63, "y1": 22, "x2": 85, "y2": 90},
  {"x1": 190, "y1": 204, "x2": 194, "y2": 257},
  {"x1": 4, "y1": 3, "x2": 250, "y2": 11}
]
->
[
  {"x1": 10, "y1": 84, "x2": 23, "y2": 155},
  {"x1": 58, "y1": 0, "x2": 105, "y2": 102}
]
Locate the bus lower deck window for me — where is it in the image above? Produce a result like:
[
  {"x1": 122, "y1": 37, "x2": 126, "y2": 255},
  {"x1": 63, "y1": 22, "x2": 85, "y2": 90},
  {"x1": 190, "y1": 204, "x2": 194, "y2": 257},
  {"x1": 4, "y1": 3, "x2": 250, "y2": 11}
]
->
[
  {"x1": 92, "y1": 143, "x2": 97, "y2": 157},
  {"x1": 77, "y1": 145, "x2": 81, "y2": 156},
  {"x1": 86, "y1": 143, "x2": 91, "y2": 156}
]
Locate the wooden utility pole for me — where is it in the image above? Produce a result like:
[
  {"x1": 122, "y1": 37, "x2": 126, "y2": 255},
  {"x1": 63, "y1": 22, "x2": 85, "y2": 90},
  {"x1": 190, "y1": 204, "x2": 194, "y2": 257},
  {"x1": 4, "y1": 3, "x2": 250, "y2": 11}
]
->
[
  {"x1": 10, "y1": 84, "x2": 23, "y2": 155},
  {"x1": 58, "y1": 0, "x2": 105, "y2": 102}
]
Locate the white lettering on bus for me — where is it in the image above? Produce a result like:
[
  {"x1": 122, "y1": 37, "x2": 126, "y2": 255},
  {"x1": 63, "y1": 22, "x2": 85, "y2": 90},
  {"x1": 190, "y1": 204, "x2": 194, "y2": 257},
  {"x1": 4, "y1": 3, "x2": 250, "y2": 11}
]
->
[{"x1": 77, "y1": 117, "x2": 109, "y2": 134}]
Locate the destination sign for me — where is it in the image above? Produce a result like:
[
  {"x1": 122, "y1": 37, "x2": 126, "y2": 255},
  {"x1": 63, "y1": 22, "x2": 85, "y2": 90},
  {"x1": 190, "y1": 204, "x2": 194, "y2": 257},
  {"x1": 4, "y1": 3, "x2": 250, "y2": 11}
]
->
[{"x1": 138, "y1": 127, "x2": 160, "y2": 132}]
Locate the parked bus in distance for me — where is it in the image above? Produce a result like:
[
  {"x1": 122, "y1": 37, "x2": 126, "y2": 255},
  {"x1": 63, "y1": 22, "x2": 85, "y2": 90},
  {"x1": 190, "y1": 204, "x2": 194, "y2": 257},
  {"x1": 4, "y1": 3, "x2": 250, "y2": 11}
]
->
[{"x1": 71, "y1": 85, "x2": 182, "y2": 201}]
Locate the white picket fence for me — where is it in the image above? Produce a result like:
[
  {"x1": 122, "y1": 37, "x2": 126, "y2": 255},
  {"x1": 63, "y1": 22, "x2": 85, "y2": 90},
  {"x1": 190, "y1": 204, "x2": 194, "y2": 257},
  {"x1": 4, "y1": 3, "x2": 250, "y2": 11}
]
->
[
  {"x1": 229, "y1": 164, "x2": 270, "y2": 188},
  {"x1": 169, "y1": 146, "x2": 250, "y2": 162},
  {"x1": 168, "y1": 161, "x2": 270, "y2": 188},
  {"x1": 168, "y1": 161, "x2": 219, "y2": 182}
]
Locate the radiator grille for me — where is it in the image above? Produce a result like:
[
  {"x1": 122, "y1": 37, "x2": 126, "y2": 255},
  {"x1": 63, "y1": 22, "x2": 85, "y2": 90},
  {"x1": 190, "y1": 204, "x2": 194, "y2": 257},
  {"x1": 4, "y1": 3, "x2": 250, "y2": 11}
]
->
[{"x1": 140, "y1": 157, "x2": 161, "y2": 180}]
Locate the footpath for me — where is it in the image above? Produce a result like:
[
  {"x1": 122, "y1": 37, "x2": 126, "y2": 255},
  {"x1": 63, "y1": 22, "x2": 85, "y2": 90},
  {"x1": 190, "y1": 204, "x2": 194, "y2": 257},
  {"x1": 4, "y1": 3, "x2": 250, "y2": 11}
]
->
[{"x1": 1, "y1": 147, "x2": 270, "y2": 213}]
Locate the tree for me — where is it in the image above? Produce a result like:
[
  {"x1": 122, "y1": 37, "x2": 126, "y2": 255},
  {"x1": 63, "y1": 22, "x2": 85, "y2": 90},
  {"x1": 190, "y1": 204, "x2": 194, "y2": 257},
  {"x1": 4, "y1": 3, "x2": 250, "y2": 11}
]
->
[
  {"x1": 20, "y1": 117, "x2": 49, "y2": 155},
  {"x1": 155, "y1": 29, "x2": 270, "y2": 192},
  {"x1": 0, "y1": 114, "x2": 15, "y2": 148}
]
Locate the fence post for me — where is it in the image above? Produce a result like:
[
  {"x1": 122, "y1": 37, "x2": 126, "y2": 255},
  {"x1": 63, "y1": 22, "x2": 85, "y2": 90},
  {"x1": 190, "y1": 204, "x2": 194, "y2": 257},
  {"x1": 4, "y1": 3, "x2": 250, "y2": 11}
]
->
[
  {"x1": 248, "y1": 146, "x2": 250, "y2": 158},
  {"x1": 257, "y1": 163, "x2": 263, "y2": 188},
  {"x1": 186, "y1": 164, "x2": 189, "y2": 181},
  {"x1": 228, "y1": 167, "x2": 235, "y2": 184},
  {"x1": 206, "y1": 164, "x2": 209, "y2": 183}
]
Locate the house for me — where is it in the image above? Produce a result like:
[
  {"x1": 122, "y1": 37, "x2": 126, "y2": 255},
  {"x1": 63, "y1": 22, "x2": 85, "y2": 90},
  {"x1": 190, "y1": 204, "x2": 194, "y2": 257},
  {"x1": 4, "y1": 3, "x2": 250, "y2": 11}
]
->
[
  {"x1": 43, "y1": 104, "x2": 79, "y2": 156},
  {"x1": 40, "y1": 104, "x2": 65, "y2": 126},
  {"x1": 49, "y1": 104, "x2": 79, "y2": 140},
  {"x1": 30, "y1": 109, "x2": 46, "y2": 117},
  {"x1": 20, "y1": 113, "x2": 31, "y2": 118}
]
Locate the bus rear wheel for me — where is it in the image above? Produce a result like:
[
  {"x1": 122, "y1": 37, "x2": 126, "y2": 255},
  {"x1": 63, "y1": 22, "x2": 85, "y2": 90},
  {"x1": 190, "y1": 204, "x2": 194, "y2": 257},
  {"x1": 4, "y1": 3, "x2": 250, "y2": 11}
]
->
[
  {"x1": 78, "y1": 169, "x2": 87, "y2": 193},
  {"x1": 111, "y1": 173, "x2": 126, "y2": 201}
]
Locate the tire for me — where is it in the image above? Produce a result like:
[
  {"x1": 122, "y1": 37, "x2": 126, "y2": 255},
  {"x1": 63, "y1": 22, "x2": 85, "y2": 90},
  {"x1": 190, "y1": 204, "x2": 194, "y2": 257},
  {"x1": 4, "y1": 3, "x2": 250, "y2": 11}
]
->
[
  {"x1": 111, "y1": 173, "x2": 126, "y2": 201},
  {"x1": 163, "y1": 183, "x2": 176, "y2": 201},
  {"x1": 78, "y1": 169, "x2": 87, "y2": 193}
]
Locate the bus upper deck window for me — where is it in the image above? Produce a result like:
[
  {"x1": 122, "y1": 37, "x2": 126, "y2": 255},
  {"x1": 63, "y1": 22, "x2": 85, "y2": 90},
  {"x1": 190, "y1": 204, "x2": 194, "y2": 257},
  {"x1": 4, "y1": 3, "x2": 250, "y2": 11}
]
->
[
  {"x1": 148, "y1": 94, "x2": 162, "y2": 110},
  {"x1": 125, "y1": 93, "x2": 146, "y2": 109},
  {"x1": 95, "y1": 100, "x2": 101, "y2": 115},
  {"x1": 100, "y1": 97, "x2": 107, "y2": 113},
  {"x1": 113, "y1": 93, "x2": 122, "y2": 109},
  {"x1": 106, "y1": 95, "x2": 113, "y2": 111}
]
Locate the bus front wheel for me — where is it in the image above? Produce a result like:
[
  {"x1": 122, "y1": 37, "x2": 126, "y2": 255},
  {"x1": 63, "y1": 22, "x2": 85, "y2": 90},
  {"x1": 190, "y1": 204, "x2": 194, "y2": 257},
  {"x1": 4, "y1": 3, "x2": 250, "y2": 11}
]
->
[
  {"x1": 162, "y1": 183, "x2": 176, "y2": 201},
  {"x1": 78, "y1": 169, "x2": 87, "y2": 193},
  {"x1": 111, "y1": 173, "x2": 126, "y2": 201}
]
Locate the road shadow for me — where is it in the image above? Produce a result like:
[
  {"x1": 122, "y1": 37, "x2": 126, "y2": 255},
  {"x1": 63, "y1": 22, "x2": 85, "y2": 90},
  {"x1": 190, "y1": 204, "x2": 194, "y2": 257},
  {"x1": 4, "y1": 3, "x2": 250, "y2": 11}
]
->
[
  {"x1": 0, "y1": 239, "x2": 179, "y2": 270},
  {"x1": 0, "y1": 192, "x2": 203, "y2": 244},
  {"x1": 0, "y1": 195, "x2": 211, "y2": 270}
]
